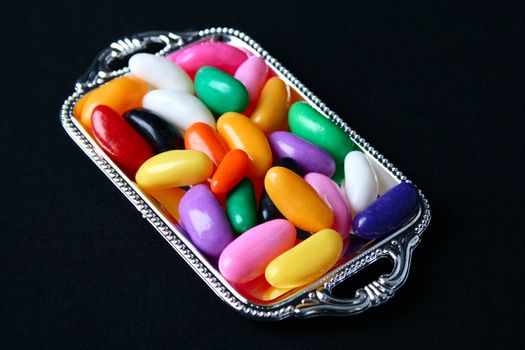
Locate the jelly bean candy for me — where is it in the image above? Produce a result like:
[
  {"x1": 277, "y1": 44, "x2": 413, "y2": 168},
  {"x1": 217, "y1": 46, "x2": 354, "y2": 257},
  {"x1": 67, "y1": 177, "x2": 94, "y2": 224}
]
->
[
  {"x1": 265, "y1": 228, "x2": 342, "y2": 288},
  {"x1": 219, "y1": 219, "x2": 296, "y2": 283},
  {"x1": 288, "y1": 101, "x2": 354, "y2": 164},
  {"x1": 128, "y1": 53, "x2": 194, "y2": 93},
  {"x1": 264, "y1": 166, "x2": 333, "y2": 232},
  {"x1": 343, "y1": 151, "x2": 379, "y2": 214},
  {"x1": 226, "y1": 178, "x2": 257, "y2": 235},
  {"x1": 217, "y1": 112, "x2": 273, "y2": 179},
  {"x1": 210, "y1": 149, "x2": 249, "y2": 194},
  {"x1": 195, "y1": 66, "x2": 249, "y2": 114},
  {"x1": 304, "y1": 173, "x2": 352, "y2": 238},
  {"x1": 250, "y1": 77, "x2": 290, "y2": 134},
  {"x1": 234, "y1": 56, "x2": 269, "y2": 113},
  {"x1": 179, "y1": 184, "x2": 234, "y2": 258},
  {"x1": 331, "y1": 163, "x2": 345, "y2": 184},
  {"x1": 135, "y1": 150, "x2": 213, "y2": 189},
  {"x1": 142, "y1": 89, "x2": 215, "y2": 131},
  {"x1": 145, "y1": 187, "x2": 185, "y2": 221},
  {"x1": 73, "y1": 88, "x2": 95, "y2": 119},
  {"x1": 268, "y1": 131, "x2": 335, "y2": 177},
  {"x1": 167, "y1": 42, "x2": 248, "y2": 79},
  {"x1": 236, "y1": 274, "x2": 291, "y2": 302},
  {"x1": 353, "y1": 182, "x2": 419, "y2": 240},
  {"x1": 184, "y1": 122, "x2": 228, "y2": 167},
  {"x1": 124, "y1": 108, "x2": 183, "y2": 154},
  {"x1": 91, "y1": 105, "x2": 153, "y2": 175},
  {"x1": 80, "y1": 75, "x2": 149, "y2": 132}
]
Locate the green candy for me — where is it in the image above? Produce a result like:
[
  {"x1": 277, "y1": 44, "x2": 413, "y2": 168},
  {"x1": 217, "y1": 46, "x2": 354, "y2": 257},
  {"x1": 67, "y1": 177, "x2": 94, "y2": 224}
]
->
[
  {"x1": 226, "y1": 178, "x2": 257, "y2": 236},
  {"x1": 331, "y1": 163, "x2": 345, "y2": 184},
  {"x1": 195, "y1": 66, "x2": 249, "y2": 115},
  {"x1": 288, "y1": 102, "x2": 354, "y2": 164}
]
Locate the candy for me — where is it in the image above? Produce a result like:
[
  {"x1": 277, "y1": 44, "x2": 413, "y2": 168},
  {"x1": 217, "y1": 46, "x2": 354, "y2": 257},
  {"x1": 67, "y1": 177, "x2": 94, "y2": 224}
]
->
[
  {"x1": 264, "y1": 166, "x2": 333, "y2": 232},
  {"x1": 367, "y1": 154, "x2": 399, "y2": 194},
  {"x1": 353, "y1": 182, "x2": 419, "y2": 240},
  {"x1": 268, "y1": 131, "x2": 336, "y2": 177},
  {"x1": 210, "y1": 149, "x2": 249, "y2": 194},
  {"x1": 184, "y1": 122, "x2": 228, "y2": 167},
  {"x1": 135, "y1": 150, "x2": 213, "y2": 189},
  {"x1": 331, "y1": 163, "x2": 345, "y2": 184},
  {"x1": 236, "y1": 274, "x2": 291, "y2": 301},
  {"x1": 145, "y1": 187, "x2": 185, "y2": 221},
  {"x1": 167, "y1": 42, "x2": 248, "y2": 79},
  {"x1": 265, "y1": 228, "x2": 342, "y2": 288},
  {"x1": 91, "y1": 105, "x2": 153, "y2": 174},
  {"x1": 343, "y1": 151, "x2": 379, "y2": 215},
  {"x1": 288, "y1": 101, "x2": 354, "y2": 164},
  {"x1": 226, "y1": 178, "x2": 257, "y2": 235},
  {"x1": 124, "y1": 108, "x2": 183, "y2": 154},
  {"x1": 73, "y1": 89, "x2": 94, "y2": 119},
  {"x1": 217, "y1": 112, "x2": 273, "y2": 179},
  {"x1": 179, "y1": 184, "x2": 234, "y2": 258},
  {"x1": 80, "y1": 75, "x2": 149, "y2": 132},
  {"x1": 234, "y1": 56, "x2": 269, "y2": 112},
  {"x1": 219, "y1": 219, "x2": 296, "y2": 283},
  {"x1": 195, "y1": 66, "x2": 249, "y2": 114},
  {"x1": 142, "y1": 89, "x2": 215, "y2": 131},
  {"x1": 128, "y1": 53, "x2": 193, "y2": 93},
  {"x1": 250, "y1": 77, "x2": 290, "y2": 133},
  {"x1": 304, "y1": 173, "x2": 352, "y2": 238}
]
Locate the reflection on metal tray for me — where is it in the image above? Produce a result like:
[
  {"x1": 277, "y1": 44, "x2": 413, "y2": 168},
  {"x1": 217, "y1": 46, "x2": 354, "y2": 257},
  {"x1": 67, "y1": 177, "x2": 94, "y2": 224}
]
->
[{"x1": 60, "y1": 27, "x2": 431, "y2": 320}]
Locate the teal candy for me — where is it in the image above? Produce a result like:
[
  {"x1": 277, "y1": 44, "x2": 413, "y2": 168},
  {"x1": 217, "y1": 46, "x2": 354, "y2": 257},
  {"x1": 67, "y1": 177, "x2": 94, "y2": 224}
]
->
[{"x1": 226, "y1": 178, "x2": 257, "y2": 235}]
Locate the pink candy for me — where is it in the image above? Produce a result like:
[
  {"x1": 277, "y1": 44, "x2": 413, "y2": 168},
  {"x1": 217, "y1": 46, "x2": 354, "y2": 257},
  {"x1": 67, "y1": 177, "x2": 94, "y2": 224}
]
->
[{"x1": 234, "y1": 56, "x2": 269, "y2": 112}]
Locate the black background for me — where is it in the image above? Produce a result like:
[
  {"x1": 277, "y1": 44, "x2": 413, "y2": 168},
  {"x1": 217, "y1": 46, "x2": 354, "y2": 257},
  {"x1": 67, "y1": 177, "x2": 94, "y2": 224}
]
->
[{"x1": 2, "y1": 0, "x2": 524, "y2": 348}]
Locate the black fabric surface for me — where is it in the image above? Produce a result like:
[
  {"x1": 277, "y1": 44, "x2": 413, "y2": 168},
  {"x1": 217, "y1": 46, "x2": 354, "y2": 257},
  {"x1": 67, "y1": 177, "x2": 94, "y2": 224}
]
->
[{"x1": 2, "y1": 1, "x2": 524, "y2": 348}]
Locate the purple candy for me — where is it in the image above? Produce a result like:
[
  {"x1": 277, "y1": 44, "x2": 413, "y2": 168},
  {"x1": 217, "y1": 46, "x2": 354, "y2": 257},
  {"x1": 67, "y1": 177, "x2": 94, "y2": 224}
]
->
[
  {"x1": 353, "y1": 182, "x2": 419, "y2": 240},
  {"x1": 179, "y1": 184, "x2": 234, "y2": 258},
  {"x1": 268, "y1": 131, "x2": 336, "y2": 177}
]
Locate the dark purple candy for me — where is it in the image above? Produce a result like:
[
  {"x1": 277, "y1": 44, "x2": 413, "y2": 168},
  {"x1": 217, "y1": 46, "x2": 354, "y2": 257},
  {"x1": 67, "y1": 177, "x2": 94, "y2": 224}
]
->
[{"x1": 353, "y1": 182, "x2": 419, "y2": 240}]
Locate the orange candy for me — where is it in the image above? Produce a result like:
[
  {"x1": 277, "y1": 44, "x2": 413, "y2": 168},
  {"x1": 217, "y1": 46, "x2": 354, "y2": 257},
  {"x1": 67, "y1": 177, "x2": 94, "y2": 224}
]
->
[
  {"x1": 73, "y1": 89, "x2": 95, "y2": 119},
  {"x1": 144, "y1": 187, "x2": 186, "y2": 221},
  {"x1": 79, "y1": 75, "x2": 149, "y2": 132},
  {"x1": 210, "y1": 149, "x2": 249, "y2": 194},
  {"x1": 250, "y1": 77, "x2": 290, "y2": 134},
  {"x1": 184, "y1": 122, "x2": 229, "y2": 167}
]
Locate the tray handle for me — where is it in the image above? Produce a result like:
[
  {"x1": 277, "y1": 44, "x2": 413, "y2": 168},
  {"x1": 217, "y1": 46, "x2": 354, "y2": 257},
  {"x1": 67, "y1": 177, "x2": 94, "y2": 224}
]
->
[{"x1": 294, "y1": 232, "x2": 420, "y2": 318}]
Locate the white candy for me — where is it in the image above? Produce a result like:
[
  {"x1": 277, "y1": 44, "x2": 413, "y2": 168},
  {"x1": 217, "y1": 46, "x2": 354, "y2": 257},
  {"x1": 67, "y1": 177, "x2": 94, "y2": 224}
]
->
[
  {"x1": 343, "y1": 151, "x2": 379, "y2": 215},
  {"x1": 142, "y1": 89, "x2": 215, "y2": 131},
  {"x1": 129, "y1": 53, "x2": 194, "y2": 94}
]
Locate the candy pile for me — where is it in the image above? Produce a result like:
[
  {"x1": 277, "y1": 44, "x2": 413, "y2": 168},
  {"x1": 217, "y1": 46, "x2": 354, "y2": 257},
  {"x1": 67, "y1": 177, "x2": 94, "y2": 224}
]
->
[{"x1": 74, "y1": 41, "x2": 419, "y2": 301}]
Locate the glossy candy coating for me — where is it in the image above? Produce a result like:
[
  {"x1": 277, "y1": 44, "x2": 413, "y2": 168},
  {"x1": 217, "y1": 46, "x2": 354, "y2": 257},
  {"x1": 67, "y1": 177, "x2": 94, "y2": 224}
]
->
[
  {"x1": 304, "y1": 173, "x2": 352, "y2": 238},
  {"x1": 210, "y1": 149, "x2": 249, "y2": 194},
  {"x1": 184, "y1": 122, "x2": 228, "y2": 167},
  {"x1": 91, "y1": 105, "x2": 153, "y2": 175},
  {"x1": 219, "y1": 219, "x2": 296, "y2": 283},
  {"x1": 288, "y1": 101, "x2": 354, "y2": 164},
  {"x1": 234, "y1": 56, "x2": 269, "y2": 113},
  {"x1": 145, "y1": 187, "x2": 185, "y2": 221},
  {"x1": 268, "y1": 131, "x2": 335, "y2": 177},
  {"x1": 237, "y1": 274, "x2": 291, "y2": 302},
  {"x1": 250, "y1": 77, "x2": 290, "y2": 133},
  {"x1": 226, "y1": 178, "x2": 257, "y2": 235},
  {"x1": 167, "y1": 42, "x2": 248, "y2": 79},
  {"x1": 343, "y1": 151, "x2": 379, "y2": 215},
  {"x1": 73, "y1": 89, "x2": 95, "y2": 119},
  {"x1": 195, "y1": 66, "x2": 249, "y2": 114},
  {"x1": 179, "y1": 184, "x2": 234, "y2": 258},
  {"x1": 353, "y1": 182, "x2": 419, "y2": 240},
  {"x1": 81, "y1": 75, "x2": 149, "y2": 132},
  {"x1": 135, "y1": 150, "x2": 213, "y2": 189},
  {"x1": 331, "y1": 163, "x2": 345, "y2": 184},
  {"x1": 124, "y1": 108, "x2": 183, "y2": 154},
  {"x1": 128, "y1": 53, "x2": 194, "y2": 93},
  {"x1": 142, "y1": 89, "x2": 215, "y2": 131},
  {"x1": 217, "y1": 112, "x2": 273, "y2": 179},
  {"x1": 265, "y1": 228, "x2": 343, "y2": 288},
  {"x1": 264, "y1": 166, "x2": 333, "y2": 232}
]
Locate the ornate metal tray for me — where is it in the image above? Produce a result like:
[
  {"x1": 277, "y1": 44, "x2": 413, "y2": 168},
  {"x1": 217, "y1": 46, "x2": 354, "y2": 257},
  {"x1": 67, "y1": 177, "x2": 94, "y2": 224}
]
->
[{"x1": 60, "y1": 27, "x2": 431, "y2": 320}]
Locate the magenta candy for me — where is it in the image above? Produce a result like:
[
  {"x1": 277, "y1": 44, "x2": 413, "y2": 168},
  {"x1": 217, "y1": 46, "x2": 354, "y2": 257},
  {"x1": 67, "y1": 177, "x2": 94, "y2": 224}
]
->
[
  {"x1": 179, "y1": 184, "x2": 234, "y2": 258},
  {"x1": 167, "y1": 42, "x2": 248, "y2": 79},
  {"x1": 268, "y1": 131, "x2": 336, "y2": 177},
  {"x1": 304, "y1": 173, "x2": 352, "y2": 238},
  {"x1": 218, "y1": 219, "x2": 296, "y2": 283},
  {"x1": 234, "y1": 56, "x2": 269, "y2": 106}
]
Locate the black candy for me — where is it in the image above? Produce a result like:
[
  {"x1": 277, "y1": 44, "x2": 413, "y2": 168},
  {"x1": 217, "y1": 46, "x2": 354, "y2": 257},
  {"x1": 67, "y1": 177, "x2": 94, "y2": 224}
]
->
[
  {"x1": 275, "y1": 157, "x2": 302, "y2": 175},
  {"x1": 124, "y1": 108, "x2": 184, "y2": 154}
]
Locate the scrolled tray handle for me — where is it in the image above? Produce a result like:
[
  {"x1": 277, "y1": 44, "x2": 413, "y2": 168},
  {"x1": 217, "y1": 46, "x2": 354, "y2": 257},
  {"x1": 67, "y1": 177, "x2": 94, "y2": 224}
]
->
[{"x1": 294, "y1": 232, "x2": 420, "y2": 318}]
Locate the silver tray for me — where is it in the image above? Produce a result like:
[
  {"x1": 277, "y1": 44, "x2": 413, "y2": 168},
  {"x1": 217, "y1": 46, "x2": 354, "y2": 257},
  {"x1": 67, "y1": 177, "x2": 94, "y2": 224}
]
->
[{"x1": 60, "y1": 27, "x2": 431, "y2": 320}]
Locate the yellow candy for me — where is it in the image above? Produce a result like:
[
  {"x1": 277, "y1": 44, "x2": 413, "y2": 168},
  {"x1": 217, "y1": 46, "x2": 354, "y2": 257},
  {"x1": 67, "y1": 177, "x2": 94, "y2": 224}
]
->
[
  {"x1": 265, "y1": 229, "x2": 342, "y2": 288},
  {"x1": 144, "y1": 187, "x2": 185, "y2": 221},
  {"x1": 250, "y1": 77, "x2": 290, "y2": 134},
  {"x1": 135, "y1": 150, "x2": 213, "y2": 189},
  {"x1": 217, "y1": 112, "x2": 273, "y2": 179},
  {"x1": 264, "y1": 166, "x2": 334, "y2": 232}
]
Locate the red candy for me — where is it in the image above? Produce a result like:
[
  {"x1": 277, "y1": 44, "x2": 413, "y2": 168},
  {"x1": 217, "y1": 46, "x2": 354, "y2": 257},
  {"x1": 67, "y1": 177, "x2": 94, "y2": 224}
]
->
[{"x1": 210, "y1": 149, "x2": 249, "y2": 194}]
